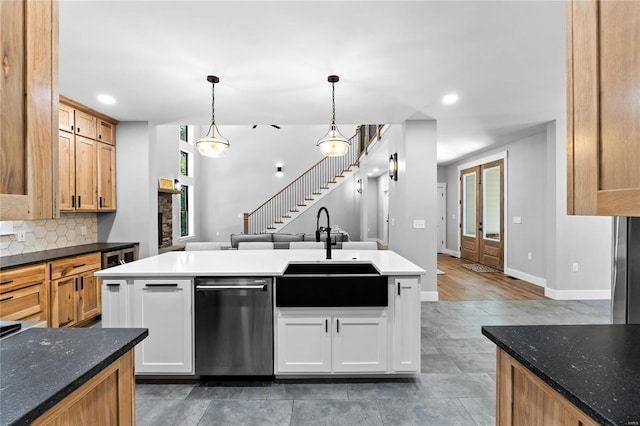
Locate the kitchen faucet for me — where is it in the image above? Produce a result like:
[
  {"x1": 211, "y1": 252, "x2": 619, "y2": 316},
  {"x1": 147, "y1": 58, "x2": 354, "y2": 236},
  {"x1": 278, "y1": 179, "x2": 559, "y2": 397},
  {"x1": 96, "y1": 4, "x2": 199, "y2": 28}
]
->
[{"x1": 316, "y1": 207, "x2": 332, "y2": 259}]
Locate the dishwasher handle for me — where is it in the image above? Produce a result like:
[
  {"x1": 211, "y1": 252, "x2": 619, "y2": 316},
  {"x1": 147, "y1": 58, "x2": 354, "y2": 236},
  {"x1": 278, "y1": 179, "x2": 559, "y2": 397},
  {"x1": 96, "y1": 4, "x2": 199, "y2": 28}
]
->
[{"x1": 196, "y1": 284, "x2": 267, "y2": 291}]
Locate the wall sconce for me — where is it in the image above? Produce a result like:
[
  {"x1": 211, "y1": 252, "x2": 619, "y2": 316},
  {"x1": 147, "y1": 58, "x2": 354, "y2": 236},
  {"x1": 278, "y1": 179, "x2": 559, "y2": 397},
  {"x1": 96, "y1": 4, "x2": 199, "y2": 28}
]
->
[
  {"x1": 174, "y1": 179, "x2": 181, "y2": 190},
  {"x1": 356, "y1": 179, "x2": 362, "y2": 194},
  {"x1": 389, "y1": 153, "x2": 398, "y2": 181}
]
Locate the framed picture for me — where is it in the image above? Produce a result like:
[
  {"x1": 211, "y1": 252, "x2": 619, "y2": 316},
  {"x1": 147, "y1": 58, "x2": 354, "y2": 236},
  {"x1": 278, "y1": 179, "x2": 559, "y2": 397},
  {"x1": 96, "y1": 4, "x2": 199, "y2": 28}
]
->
[{"x1": 158, "y1": 178, "x2": 174, "y2": 190}]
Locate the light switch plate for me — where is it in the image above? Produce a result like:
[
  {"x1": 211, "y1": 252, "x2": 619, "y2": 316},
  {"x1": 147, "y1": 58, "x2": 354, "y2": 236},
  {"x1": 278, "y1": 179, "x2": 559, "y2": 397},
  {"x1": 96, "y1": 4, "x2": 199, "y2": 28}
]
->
[
  {"x1": 16, "y1": 230, "x2": 26, "y2": 242},
  {"x1": 413, "y1": 219, "x2": 426, "y2": 229},
  {"x1": 513, "y1": 216, "x2": 522, "y2": 224}
]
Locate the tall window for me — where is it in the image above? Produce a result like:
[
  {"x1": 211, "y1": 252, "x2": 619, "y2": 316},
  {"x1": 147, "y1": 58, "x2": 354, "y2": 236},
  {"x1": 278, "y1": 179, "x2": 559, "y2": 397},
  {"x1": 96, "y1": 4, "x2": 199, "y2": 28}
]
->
[{"x1": 178, "y1": 125, "x2": 195, "y2": 239}]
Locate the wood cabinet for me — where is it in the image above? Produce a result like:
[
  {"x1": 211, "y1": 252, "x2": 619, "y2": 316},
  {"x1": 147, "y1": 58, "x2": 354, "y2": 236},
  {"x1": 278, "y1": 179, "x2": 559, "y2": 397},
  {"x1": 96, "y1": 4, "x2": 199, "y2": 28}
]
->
[
  {"x1": 391, "y1": 278, "x2": 420, "y2": 372},
  {"x1": 496, "y1": 348, "x2": 598, "y2": 426},
  {"x1": 58, "y1": 98, "x2": 118, "y2": 212},
  {"x1": 276, "y1": 310, "x2": 388, "y2": 374},
  {"x1": 132, "y1": 279, "x2": 193, "y2": 374},
  {"x1": 49, "y1": 253, "x2": 101, "y2": 327},
  {"x1": 31, "y1": 349, "x2": 135, "y2": 426},
  {"x1": 0, "y1": 264, "x2": 48, "y2": 324},
  {"x1": 97, "y1": 142, "x2": 117, "y2": 210},
  {"x1": 0, "y1": 0, "x2": 57, "y2": 220},
  {"x1": 567, "y1": 0, "x2": 640, "y2": 216}
]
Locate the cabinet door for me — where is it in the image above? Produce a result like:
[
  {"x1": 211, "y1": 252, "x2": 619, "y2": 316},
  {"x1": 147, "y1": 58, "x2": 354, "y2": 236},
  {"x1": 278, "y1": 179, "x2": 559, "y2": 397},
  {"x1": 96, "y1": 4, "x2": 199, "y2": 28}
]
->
[
  {"x1": 101, "y1": 280, "x2": 130, "y2": 328},
  {"x1": 96, "y1": 142, "x2": 116, "y2": 211},
  {"x1": 567, "y1": 0, "x2": 640, "y2": 216},
  {"x1": 391, "y1": 278, "x2": 420, "y2": 372},
  {"x1": 0, "y1": 0, "x2": 56, "y2": 220},
  {"x1": 133, "y1": 279, "x2": 193, "y2": 374},
  {"x1": 333, "y1": 314, "x2": 388, "y2": 373},
  {"x1": 58, "y1": 131, "x2": 76, "y2": 211},
  {"x1": 78, "y1": 269, "x2": 100, "y2": 321},
  {"x1": 276, "y1": 314, "x2": 331, "y2": 373},
  {"x1": 51, "y1": 276, "x2": 78, "y2": 328},
  {"x1": 59, "y1": 103, "x2": 75, "y2": 133},
  {"x1": 74, "y1": 136, "x2": 97, "y2": 211},
  {"x1": 97, "y1": 119, "x2": 115, "y2": 145},
  {"x1": 74, "y1": 110, "x2": 96, "y2": 139}
]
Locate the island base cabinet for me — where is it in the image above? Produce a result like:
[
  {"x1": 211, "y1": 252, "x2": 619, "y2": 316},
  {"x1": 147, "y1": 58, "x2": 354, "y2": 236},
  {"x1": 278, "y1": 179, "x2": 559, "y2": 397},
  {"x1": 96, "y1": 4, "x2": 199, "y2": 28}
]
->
[
  {"x1": 391, "y1": 278, "x2": 420, "y2": 372},
  {"x1": 277, "y1": 315, "x2": 331, "y2": 373},
  {"x1": 133, "y1": 279, "x2": 193, "y2": 374},
  {"x1": 31, "y1": 349, "x2": 135, "y2": 426},
  {"x1": 497, "y1": 349, "x2": 598, "y2": 426},
  {"x1": 275, "y1": 310, "x2": 388, "y2": 374}
]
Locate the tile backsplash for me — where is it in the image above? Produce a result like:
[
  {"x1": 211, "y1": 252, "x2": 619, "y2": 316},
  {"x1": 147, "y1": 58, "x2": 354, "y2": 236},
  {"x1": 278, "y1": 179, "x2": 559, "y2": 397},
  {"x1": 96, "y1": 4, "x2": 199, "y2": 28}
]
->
[{"x1": 0, "y1": 213, "x2": 98, "y2": 257}]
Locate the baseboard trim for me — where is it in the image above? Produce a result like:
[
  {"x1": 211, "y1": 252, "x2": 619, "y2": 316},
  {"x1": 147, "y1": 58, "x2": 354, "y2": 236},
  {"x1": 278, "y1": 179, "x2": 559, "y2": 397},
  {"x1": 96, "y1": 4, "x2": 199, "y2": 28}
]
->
[
  {"x1": 421, "y1": 291, "x2": 439, "y2": 302},
  {"x1": 444, "y1": 249, "x2": 460, "y2": 257},
  {"x1": 544, "y1": 288, "x2": 611, "y2": 300},
  {"x1": 503, "y1": 268, "x2": 546, "y2": 288}
]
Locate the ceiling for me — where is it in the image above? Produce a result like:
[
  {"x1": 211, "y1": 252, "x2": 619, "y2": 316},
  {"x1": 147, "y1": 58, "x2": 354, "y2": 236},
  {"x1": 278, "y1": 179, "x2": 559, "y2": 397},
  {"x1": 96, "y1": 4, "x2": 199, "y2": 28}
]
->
[{"x1": 59, "y1": 1, "x2": 566, "y2": 165}]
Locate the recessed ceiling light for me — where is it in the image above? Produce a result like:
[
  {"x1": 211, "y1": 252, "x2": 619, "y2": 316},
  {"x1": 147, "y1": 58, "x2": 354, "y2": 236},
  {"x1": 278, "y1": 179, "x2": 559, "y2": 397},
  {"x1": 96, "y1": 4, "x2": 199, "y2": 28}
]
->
[
  {"x1": 442, "y1": 93, "x2": 458, "y2": 105},
  {"x1": 97, "y1": 94, "x2": 116, "y2": 105}
]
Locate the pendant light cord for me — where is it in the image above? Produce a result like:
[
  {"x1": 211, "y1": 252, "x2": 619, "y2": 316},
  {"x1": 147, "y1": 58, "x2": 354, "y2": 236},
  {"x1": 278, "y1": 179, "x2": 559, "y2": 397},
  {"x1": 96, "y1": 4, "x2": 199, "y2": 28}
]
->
[
  {"x1": 331, "y1": 81, "x2": 336, "y2": 125},
  {"x1": 205, "y1": 81, "x2": 216, "y2": 136}
]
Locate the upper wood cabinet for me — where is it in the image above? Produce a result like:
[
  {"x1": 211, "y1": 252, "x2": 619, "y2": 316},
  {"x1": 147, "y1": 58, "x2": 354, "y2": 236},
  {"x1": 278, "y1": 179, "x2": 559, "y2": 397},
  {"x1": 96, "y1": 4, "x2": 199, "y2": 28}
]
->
[
  {"x1": 567, "y1": 0, "x2": 640, "y2": 216},
  {"x1": 58, "y1": 97, "x2": 118, "y2": 212},
  {"x1": 0, "y1": 0, "x2": 57, "y2": 220}
]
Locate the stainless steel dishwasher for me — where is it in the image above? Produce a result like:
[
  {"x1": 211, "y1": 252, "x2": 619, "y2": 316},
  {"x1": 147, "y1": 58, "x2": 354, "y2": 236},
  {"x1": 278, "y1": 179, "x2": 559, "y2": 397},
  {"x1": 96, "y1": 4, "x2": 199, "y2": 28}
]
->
[{"x1": 195, "y1": 277, "x2": 273, "y2": 376}]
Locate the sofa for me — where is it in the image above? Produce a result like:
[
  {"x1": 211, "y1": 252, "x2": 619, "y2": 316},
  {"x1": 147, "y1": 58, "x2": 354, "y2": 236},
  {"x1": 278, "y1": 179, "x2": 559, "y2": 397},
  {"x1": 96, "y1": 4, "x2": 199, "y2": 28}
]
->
[{"x1": 230, "y1": 232, "x2": 349, "y2": 249}]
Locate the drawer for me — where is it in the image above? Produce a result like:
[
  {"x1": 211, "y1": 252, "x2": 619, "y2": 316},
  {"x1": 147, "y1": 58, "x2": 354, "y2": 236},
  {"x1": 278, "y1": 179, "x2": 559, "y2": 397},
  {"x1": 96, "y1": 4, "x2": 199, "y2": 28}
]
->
[
  {"x1": 50, "y1": 252, "x2": 101, "y2": 280},
  {"x1": 0, "y1": 283, "x2": 47, "y2": 322},
  {"x1": 0, "y1": 264, "x2": 46, "y2": 293}
]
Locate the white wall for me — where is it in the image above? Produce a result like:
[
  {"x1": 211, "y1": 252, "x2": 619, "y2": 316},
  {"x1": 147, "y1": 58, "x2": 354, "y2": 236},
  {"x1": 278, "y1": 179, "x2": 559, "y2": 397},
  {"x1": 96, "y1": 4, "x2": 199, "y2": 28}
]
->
[
  {"x1": 98, "y1": 122, "x2": 155, "y2": 258},
  {"x1": 376, "y1": 174, "x2": 389, "y2": 243},
  {"x1": 197, "y1": 125, "x2": 356, "y2": 243},
  {"x1": 387, "y1": 121, "x2": 438, "y2": 298},
  {"x1": 366, "y1": 177, "x2": 379, "y2": 240}
]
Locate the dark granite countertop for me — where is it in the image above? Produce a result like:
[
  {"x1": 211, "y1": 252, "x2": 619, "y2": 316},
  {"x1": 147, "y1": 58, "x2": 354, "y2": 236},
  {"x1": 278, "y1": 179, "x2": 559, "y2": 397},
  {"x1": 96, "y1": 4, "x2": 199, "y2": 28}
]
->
[
  {"x1": 0, "y1": 242, "x2": 138, "y2": 270},
  {"x1": 0, "y1": 327, "x2": 148, "y2": 425},
  {"x1": 482, "y1": 324, "x2": 640, "y2": 426}
]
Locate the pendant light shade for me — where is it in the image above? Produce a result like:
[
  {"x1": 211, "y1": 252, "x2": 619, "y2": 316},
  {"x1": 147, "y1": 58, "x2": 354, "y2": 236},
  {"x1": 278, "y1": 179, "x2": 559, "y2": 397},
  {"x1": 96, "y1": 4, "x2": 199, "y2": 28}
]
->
[
  {"x1": 197, "y1": 76, "x2": 230, "y2": 158},
  {"x1": 317, "y1": 75, "x2": 350, "y2": 157}
]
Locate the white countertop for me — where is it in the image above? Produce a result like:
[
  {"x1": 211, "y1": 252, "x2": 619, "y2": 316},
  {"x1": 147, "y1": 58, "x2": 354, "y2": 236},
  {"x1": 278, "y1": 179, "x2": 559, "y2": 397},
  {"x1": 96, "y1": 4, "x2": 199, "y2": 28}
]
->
[{"x1": 95, "y1": 249, "x2": 426, "y2": 277}]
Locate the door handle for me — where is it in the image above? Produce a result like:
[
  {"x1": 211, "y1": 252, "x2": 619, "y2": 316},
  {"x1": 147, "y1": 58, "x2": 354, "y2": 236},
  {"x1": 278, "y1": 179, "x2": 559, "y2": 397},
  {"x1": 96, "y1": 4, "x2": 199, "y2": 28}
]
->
[
  {"x1": 325, "y1": 319, "x2": 328, "y2": 333},
  {"x1": 106, "y1": 283, "x2": 120, "y2": 287},
  {"x1": 78, "y1": 196, "x2": 81, "y2": 208},
  {"x1": 75, "y1": 277, "x2": 78, "y2": 291},
  {"x1": 99, "y1": 197, "x2": 102, "y2": 208},
  {"x1": 146, "y1": 283, "x2": 178, "y2": 287},
  {"x1": 336, "y1": 319, "x2": 340, "y2": 333},
  {"x1": 398, "y1": 282, "x2": 401, "y2": 296},
  {"x1": 196, "y1": 285, "x2": 266, "y2": 291},
  {"x1": 71, "y1": 195, "x2": 75, "y2": 208},
  {"x1": 0, "y1": 296, "x2": 14, "y2": 302},
  {"x1": 1, "y1": 280, "x2": 14, "y2": 285},
  {"x1": 81, "y1": 276, "x2": 84, "y2": 290}
]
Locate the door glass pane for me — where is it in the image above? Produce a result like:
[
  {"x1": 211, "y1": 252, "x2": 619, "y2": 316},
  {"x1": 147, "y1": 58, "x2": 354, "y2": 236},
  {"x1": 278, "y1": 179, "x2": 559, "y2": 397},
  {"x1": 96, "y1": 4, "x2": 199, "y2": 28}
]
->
[
  {"x1": 463, "y1": 173, "x2": 476, "y2": 237},
  {"x1": 483, "y1": 166, "x2": 500, "y2": 241}
]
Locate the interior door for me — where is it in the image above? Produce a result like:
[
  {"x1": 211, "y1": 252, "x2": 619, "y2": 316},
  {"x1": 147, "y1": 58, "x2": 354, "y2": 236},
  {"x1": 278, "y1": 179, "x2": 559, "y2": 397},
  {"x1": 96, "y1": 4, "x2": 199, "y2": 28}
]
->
[
  {"x1": 460, "y1": 160, "x2": 504, "y2": 270},
  {"x1": 479, "y1": 160, "x2": 504, "y2": 270},
  {"x1": 437, "y1": 184, "x2": 447, "y2": 253},
  {"x1": 460, "y1": 166, "x2": 480, "y2": 262}
]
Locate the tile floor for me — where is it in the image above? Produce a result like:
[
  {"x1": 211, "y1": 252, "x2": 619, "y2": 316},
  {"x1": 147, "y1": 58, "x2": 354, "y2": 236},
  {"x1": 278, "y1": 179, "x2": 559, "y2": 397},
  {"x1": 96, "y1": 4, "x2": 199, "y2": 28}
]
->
[{"x1": 135, "y1": 299, "x2": 611, "y2": 426}]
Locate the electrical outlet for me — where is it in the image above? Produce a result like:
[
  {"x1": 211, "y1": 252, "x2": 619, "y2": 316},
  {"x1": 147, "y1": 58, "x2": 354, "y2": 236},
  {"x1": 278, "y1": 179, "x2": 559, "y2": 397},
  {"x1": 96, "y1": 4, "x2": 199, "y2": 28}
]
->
[
  {"x1": 16, "y1": 230, "x2": 26, "y2": 242},
  {"x1": 527, "y1": 252, "x2": 532, "y2": 260},
  {"x1": 391, "y1": 218, "x2": 396, "y2": 226},
  {"x1": 81, "y1": 225, "x2": 87, "y2": 236},
  {"x1": 572, "y1": 263, "x2": 579, "y2": 272},
  {"x1": 513, "y1": 216, "x2": 522, "y2": 224},
  {"x1": 413, "y1": 219, "x2": 426, "y2": 229}
]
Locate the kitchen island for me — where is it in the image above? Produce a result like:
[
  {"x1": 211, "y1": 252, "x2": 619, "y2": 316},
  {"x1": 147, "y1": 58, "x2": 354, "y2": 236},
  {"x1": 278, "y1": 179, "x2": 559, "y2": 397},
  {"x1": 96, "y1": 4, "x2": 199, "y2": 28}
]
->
[
  {"x1": 96, "y1": 249, "x2": 425, "y2": 378},
  {"x1": 0, "y1": 327, "x2": 147, "y2": 425},
  {"x1": 482, "y1": 324, "x2": 640, "y2": 426}
]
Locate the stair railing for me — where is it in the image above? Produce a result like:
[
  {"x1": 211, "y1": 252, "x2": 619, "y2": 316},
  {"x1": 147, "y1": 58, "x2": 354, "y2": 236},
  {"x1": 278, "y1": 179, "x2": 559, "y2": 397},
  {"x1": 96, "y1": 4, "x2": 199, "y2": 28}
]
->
[{"x1": 243, "y1": 133, "x2": 360, "y2": 234}]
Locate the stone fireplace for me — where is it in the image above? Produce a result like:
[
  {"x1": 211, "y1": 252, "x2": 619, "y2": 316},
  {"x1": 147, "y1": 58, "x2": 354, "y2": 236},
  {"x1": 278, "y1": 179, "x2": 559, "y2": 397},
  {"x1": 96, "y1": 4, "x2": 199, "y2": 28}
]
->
[{"x1": 158, "y1": 192, "x2": 174, "y2": 249}]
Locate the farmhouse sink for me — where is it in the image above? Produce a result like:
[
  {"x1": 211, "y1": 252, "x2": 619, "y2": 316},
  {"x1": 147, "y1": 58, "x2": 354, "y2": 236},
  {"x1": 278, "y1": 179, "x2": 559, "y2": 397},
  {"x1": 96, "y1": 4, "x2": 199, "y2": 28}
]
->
[
  {"x1": 283, "y1": 262, "x2": 379, "y2": 276},
  {"x1": 277, "y1": 262, "x2": 387, "y2": 307}
]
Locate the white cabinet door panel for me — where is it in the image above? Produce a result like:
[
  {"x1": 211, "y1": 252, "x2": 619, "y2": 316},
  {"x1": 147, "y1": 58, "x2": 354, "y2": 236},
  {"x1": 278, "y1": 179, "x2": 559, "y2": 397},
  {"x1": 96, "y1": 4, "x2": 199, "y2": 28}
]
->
[
  {"x1": 101, "y1": 279, "x2": 129, "y2": 328},
  {"x1": 333, "y1": 315, "x2": 388, "y2": 372},
  {"x1": 133, "y1": 279, "x2": 193, "y2": 374},
  {"x1": 277, "y1": 315, "x2": 331, "y2": 373},
  {"x1": 392, "y1": 278, "x2": 420, "y2": 372}
]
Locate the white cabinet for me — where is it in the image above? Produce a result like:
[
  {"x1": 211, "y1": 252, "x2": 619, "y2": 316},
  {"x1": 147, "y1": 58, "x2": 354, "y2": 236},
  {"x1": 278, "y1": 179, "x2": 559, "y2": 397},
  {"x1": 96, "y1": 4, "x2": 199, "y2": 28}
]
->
[
  {"x1": 133, "y1": 279, "x2": 193, "y2": 374},
  {"x1": 391, "y1": 277, "x2": 420, "y2": 372},
  {"x1": 275, "y1": 309, "x2": 388, "y2": 374},
  {"x1": 333, "y1": 315, "x2": 387, "y2": 373},
  {"x1": 101, "y1": 279, "x2": 130, "y2": 328},
  {"x1": 277, "y1": 315, "x2": 331, "y2": 373}
]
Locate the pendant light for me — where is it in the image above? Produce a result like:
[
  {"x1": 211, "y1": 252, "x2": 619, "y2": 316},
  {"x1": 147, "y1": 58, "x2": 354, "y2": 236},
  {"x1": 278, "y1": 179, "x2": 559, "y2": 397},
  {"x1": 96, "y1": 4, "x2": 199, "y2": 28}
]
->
[
  {"x1": 196, "y1": 75, "x2": 230, "y2": 158},
  {"x1": 317, "y1": 75, "x2": 350, "y2": 157}
]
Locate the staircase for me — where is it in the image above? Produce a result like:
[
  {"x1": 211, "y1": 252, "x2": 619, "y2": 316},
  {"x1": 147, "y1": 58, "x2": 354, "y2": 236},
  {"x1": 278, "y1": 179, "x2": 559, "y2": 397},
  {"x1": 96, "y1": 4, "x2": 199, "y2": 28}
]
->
[{"x1": 243, "y1": 133, "x2": 360, "y2": 234}]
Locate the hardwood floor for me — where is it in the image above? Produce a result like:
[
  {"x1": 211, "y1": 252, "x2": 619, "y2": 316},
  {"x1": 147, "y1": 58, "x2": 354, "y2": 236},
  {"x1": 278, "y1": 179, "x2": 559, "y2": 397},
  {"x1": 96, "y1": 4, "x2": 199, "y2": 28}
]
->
[{"x1": 437, "y1": 253, "x2": 548, "y2": 301}]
